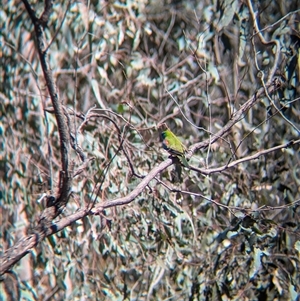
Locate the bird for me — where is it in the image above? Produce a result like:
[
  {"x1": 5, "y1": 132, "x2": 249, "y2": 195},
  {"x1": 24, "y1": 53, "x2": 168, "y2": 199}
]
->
[{"x1": 158, "y1": 123, "x2": 189, "y2": 167}]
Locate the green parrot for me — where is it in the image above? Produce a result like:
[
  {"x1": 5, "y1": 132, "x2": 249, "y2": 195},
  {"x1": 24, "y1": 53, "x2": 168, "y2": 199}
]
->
[{"x1": 158, "y1": 123, "x2": 189, "y2": 167}]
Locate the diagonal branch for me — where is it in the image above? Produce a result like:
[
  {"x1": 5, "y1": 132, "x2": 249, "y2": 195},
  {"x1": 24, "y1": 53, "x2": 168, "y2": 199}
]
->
[
  {"x1": 22, "y1": 0, "x2": 72, "y2": 211},
  {"x1": 187, "y1": 139, "x2": 300, "y2": 175},
  {"x1": 189, "y1": 84, "x2": 276, "y2": 155},
  {"x1": 0, "y1": 160, "x2": 172, "y2": 274},
  {"x1": 2, "y1": 133, "x2": 298, "y2": 274},
  {"x1": 39, "y1": 0, "x2": 53, "y2": 27}
]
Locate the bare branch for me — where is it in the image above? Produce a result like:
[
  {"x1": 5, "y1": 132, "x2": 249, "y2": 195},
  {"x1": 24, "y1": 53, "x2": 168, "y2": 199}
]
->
[
  {"x1": 188, "y1": 139, "x2": 300, "y2": 175},
  {"x1": 91, "y1": 160, "x2": 172, "y2": 214},
  {"x1": 189, "y1": 84, "x2": 276, "y2": 154},
  {"x1": 22, "y1": 0, "x2": 72, "y2": 211},
  {"x1": 247, "y1": 0, "x2": 281, "y2": 85},
  {"x1": 39, "y1": 0, "x2": 53, "y2": 27},
  {"x1": 0, "y1": 207, "x2": 88, "y2": 274}
]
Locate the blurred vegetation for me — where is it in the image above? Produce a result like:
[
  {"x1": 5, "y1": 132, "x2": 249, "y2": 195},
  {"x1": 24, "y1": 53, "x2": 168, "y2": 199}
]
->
[{"x1": 1, "y1": 0, "x2": 300, "y2": 300}]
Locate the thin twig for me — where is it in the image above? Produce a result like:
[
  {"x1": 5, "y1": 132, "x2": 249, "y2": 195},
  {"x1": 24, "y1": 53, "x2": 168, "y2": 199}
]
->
[{"x1": 188, "y1": 139, "x2": 299, "y2": 175}]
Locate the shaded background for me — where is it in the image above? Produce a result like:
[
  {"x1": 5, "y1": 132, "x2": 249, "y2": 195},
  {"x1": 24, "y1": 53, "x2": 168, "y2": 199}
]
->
[{"x1": 1, "y1": 0, "x2": 299, "y2": 300}]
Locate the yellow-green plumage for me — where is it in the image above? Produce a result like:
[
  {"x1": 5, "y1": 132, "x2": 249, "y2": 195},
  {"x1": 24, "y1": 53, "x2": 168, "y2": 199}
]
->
[
  {"x1": 161, "y1": 129, "x2": 186, "y2": 156},
  {"x1": 159, "y1": 123, "x2": 189, "y2": 167}
]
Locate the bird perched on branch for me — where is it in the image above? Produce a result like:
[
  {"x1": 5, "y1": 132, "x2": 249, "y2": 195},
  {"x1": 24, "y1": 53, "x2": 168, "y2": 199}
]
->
[{"x1": 158, "y1": 123, "x2": 189, "y2": 167}]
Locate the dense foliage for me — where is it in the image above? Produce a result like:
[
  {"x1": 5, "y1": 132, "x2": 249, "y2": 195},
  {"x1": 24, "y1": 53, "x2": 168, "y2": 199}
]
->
[{"x1": 1, "y1": 0, "x2": 299, "y2": 300}]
